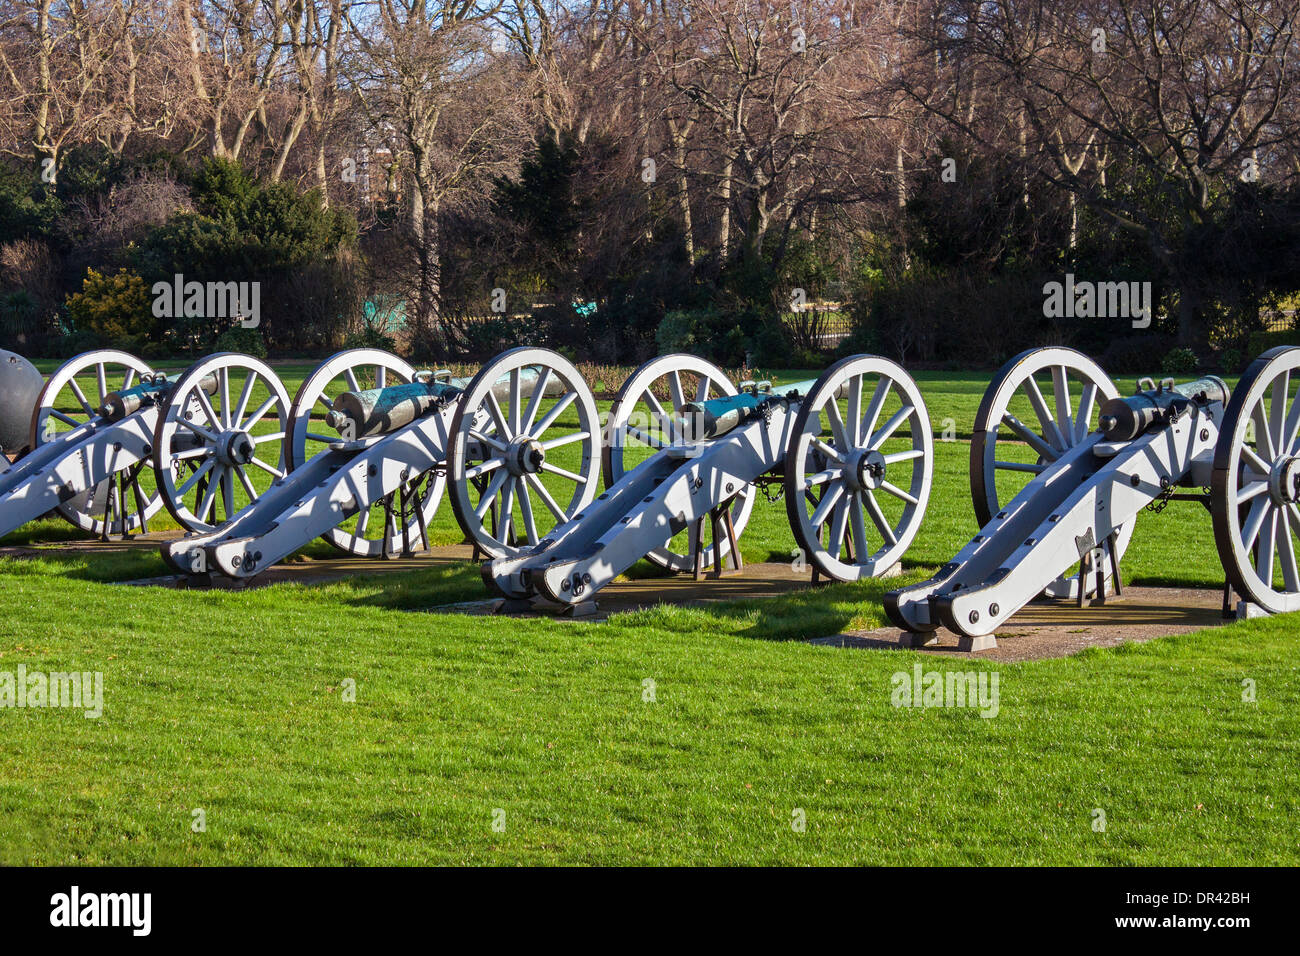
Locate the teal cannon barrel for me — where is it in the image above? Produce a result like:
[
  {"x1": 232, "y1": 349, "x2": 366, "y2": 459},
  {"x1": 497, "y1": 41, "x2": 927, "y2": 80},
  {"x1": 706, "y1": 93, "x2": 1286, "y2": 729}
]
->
[
  {"x1": 97, "y1": 372, "x2": 218, "y2": 422},
  {"x1": 1099, "y1": 375, "x2": 1230, "y2": 442},
  {"x1": 677, "y1": 378, "x2": 824, "y2": 441},
  {"x1": 326, "y1": 379, "x2": 465, "y2": 439},
  {"x1": 326, "y1": 365, "x2": 562, "y2": 439}
]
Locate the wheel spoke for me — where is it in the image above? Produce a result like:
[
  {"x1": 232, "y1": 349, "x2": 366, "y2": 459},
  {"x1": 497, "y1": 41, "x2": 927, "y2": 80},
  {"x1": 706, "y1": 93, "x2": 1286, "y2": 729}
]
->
[
  {"x1": 344, "y1": 368, "x2": 360, "y2": 392},
  {"x1": 824, "y1": 397, "x2": 850, "y2": 449},
  {"x1": 178, "y1": 416, "x2": 220, "y2": 445},
  {"x1": 862, "y1": 490, "x2": 898, "y2": 546},
  {"x1": 170, "y1": 445, "x2": 211, "y2": 462},
  {"x1": 1074, "y1": 383, "x2": 1098, "y2": 443},
  {"x1": 519, "y1": 367, "x2": 553, "y2": 436},
  {"x1": 473, "y1": 470, "x2": 509, "y2": 520},
  {"x1": 883, "y1": 448, "x2": 924, "y2": 465},
  {"x1": 868, "y1": 405, "x2": 914, "y2": 450},
  {"x1": 196, "y1": 472, "x2": 220, "y2": 522},
  {"x1": 508, "y1": 369, "x2": 521, "y2": 437},
  {"x1": 810, "y1": 483, "x2": 844, "y2": 528},
  {"x1": 1276, "y1": 513, "x2": 1299, "y2": 592},
  {"x1": 176, "y1": 458, "x2": 214, "y2": 498},
  {"x1": 803, "y1": 466, "x2": 841, "y2": 489},
  {"x1": 845, "y1": 374, "x2": 864, "y2": 446},
  {"x1": 221, "y1": 469, "x2": 235, "y2": 519},
  {"x1": 219, "y1": 368, "x2": 232, "y2": 428},
  {"x1": 1000, "y1": 413, "x2": 1059, "y2": 461},
  {"x1": 50, "y1": 409, "x2": 80, "y2": 427},
  {"x1": 1242, "y1": 445, "x2": 1271, "y2": 476},
  {"x1": 1024, "y1": 376, "x2": 1066, "y2": 451},
  {"x1": 860, "y1": 377, "x2": 891, "y2": 449},
  {"x1": 248, "y1": 457, "x2": 284, "y2": 479},
  {"x1": 1236, "y1": 479, "x2": 1269, "y2": 505},
  {"x1": 667, "y1": 371, "x2": 687, "y2": 414},
  {"x1": 1051, "y1": 365, "x2": 1073, "y2": 448},
  {"x1": 498, "y1": 476, "x2": 517, "y2": 544},
  {"x1": 531, "y1": 390, "x2": 577, "y2": 437},
  {"x1": 880, "y1": 480, "x2": 919, "y2": 506},
  {"x1": 1257, "y1": 507, "x2": 1278, "y2": 585},
  {"x1": 464, "y1": 458, "x2": 504, "y2": 480},
  {"x1": 484, "y1": 390, "x2": 511, "y2": 441},
  {"x1": 68, "y1": 379, "x2": 94, "y2": 417},
  {"x1": 243, "y1": 395, "x2": 279, "y2": 433},
  {"x1": 996, "y1": 460, "x2": 1046, "y2": 475},
  {"x1": 625, "y1": 425, "x2": 665, "y2": 450},
  {"x1": 541, "y1": 431, "x2": 590, "y2": 450},
  {"x1": 1242, "y1": 497, "x2": 1270, "y2": 549},
  {"x1": 1252, "y1": 402, "x2": 1277, "y2": 462},
  {"x1": 827, "y1": 497, "x2": 849, "y2": 558},
  {"x1": 468, "y1": 428, "x2": 507, "y2": 453},
  {"x1": 525, "y1": 473, "x2": 566, "y2": 521},
  {"x1": 518, "y1": 479, "x2": 539, "y2": 545},
  {"x1": 812, "y1": 438, "x2": 843, "y2": 463},
  {"x1": 232, "y1": 372, "x2": 258, "y2": 429},
  {"x1": 235, "y1": 463, "x2": 258, "y2": 501},
  {"x1": 1269, "y1": 370, "x2": 1290, "y2": 454},
  {"x1": 95, "y1": 364, "x2": 108, "y2": 405},
  {"x1": 1284, "y1": 380, "x2": 1300, "y2": 455},
  {"x1": 540, "y1": 461, "x2": 586, "y2": 484},
  {"x1": 195, "y1": 387, "x2": 223, "y2": 431},
  {"x1": 849, "y1": 492, "x2": 869, "y2": 561}
]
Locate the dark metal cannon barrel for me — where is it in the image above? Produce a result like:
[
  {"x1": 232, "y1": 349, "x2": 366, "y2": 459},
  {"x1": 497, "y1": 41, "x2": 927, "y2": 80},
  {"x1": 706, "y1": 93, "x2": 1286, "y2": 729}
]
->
[
  {"x1": 0, "y1": 349, "x2": 43, "y2": 457},
  {"x1": 1099, "y1": 375, "x2": 1230, "y2": 442}
]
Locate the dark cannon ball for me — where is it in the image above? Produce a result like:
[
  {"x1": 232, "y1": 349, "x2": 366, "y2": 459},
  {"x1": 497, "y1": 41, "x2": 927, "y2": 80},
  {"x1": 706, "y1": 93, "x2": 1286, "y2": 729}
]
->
[{"x1": 0, "y1": 349, "x2": 43, "y2": 458}]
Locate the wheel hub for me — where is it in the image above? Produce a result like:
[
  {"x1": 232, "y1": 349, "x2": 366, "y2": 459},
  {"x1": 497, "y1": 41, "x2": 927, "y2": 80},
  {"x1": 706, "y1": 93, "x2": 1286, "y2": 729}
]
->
[
  {"x1": 216, "y1": 430, "x2": 255, "y2": 467},
  {"x1": 506, "y1": 436, "x2": 546, "y2": 476},
  {"x1": 843, "y1": 448, "x2": 886, "y2": 491},
  {"x1": 1268, "y1": 456, "x2": 1300, "y2": 505}
]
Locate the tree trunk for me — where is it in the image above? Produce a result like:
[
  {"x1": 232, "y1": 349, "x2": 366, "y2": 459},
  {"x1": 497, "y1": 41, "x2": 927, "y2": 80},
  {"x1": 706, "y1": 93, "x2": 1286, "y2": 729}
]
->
[
  {"x1": 410, "y1": 169, "x2": 441, "y2": 345},
  {"x1": 718, "y1": 155, "x2": 733, "y2": 260}
]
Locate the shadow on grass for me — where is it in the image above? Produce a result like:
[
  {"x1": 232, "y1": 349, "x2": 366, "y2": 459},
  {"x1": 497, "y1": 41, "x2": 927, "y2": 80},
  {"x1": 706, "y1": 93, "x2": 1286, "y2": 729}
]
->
[
  {"x1": 609, "y1": 570, "x2": 930, "y2": 645},
  {"x1": 0, "y1": 548, "x2": 167, "y2": 583},
  {"x1": 307, "y1": 561, "x2": 487, "y2": 611}
]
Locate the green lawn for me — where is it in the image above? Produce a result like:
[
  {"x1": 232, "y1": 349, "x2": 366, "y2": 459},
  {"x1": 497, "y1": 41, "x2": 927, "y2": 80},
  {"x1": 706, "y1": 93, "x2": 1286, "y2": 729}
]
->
[{"x1": 0, "y1": 365, "x2": 1295, "y2": 865}]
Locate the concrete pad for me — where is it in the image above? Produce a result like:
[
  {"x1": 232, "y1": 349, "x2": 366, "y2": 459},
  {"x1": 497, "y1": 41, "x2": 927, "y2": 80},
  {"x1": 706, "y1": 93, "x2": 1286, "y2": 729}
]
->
[{"x1": 824, "y1": 586, "x2": 1232, "y2": 662}]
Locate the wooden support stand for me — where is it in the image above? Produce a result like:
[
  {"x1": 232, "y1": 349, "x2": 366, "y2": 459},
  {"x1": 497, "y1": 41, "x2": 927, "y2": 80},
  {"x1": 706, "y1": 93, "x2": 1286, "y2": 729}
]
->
[{"x1": 691, "y1": 495, "x2": 743, "y2": 581}]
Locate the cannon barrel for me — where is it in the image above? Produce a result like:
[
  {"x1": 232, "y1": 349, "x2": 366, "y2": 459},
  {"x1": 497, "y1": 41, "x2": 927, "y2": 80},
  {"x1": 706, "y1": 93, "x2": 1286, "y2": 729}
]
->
[
  {"x1": 676, "y1": 377, "x2": 830, "y2": 441},
  {"x1": 97, "y1": 373, "x2": 219, "y2": 423},
  {"x1": 1099, "y1": 375, "x2": 1230, "y2": 442},
  {"x1": 0, "y1": 350, "x2": 43, "y2": 457},
  {"x1": 326, "y1": 365, "x2": 563, "y2": 439}
]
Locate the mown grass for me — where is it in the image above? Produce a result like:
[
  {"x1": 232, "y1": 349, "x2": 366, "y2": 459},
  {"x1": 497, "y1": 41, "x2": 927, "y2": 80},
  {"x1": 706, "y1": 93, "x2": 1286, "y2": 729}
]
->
[{"x1": 0, "y1": 366, "x2": 1295, "y2": 865}]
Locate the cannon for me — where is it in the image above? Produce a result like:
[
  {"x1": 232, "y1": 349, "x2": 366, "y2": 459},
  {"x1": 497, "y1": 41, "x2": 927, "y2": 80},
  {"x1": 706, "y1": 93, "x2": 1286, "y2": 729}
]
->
[
  {"x1": 0, "y1": 350, "x2": 290, "y2": 541},
  {"x1": 0, "y1": 349, "x2": 43, "y2": 459},
  {"x1": 884, "y1": 345, "x2": 1300, "y2": 651},
  {"x1": 483, "y1": 353, "x2": 934, "y2": 612},
  {"x1": 161, "y1": 346, "x2": 600, "y2": 578}
]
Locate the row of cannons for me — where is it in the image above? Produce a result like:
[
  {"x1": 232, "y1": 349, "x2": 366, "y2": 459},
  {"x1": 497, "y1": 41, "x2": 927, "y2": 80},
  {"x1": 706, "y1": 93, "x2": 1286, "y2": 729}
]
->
[{"x1": 2, "y1": 342, "x2": 1300, "y2": 649}]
